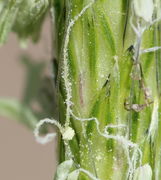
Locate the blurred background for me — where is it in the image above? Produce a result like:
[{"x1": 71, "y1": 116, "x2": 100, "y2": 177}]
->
[{"x1": 0, "y1": 18, "x2": 57, "y2": 180}]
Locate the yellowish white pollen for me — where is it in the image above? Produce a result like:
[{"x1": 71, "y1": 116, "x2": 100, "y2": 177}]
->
[
  {"x1": 96, "y1": 155, "x2": 102, "y2": 161},
  {"x1": 62, "y1": 127, "x2": 75, "y2": 140}
]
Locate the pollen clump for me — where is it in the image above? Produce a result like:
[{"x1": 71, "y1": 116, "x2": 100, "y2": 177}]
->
[{"x1": 62, "y1": 127, "x2": 75, "y2": 140}]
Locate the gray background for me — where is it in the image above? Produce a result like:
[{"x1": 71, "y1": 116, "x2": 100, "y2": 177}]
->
[{"x1": 0, "y1": 18, "x2": 57, "y2": 180}]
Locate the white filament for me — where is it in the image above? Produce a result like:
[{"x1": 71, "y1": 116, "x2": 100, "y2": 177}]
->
[
  {"x1": 34, "y1": 118, "x2": 61, "y2": 145},
  {"x1": 34, "y1": 118, "x2": 75, "y2": 144},
  {"x1": 70, "y1": 111, "x2": 142, "y2": 178},
  {"x1": 141, "y1": 46, "x2": 161, "y2": 54},
  {"x1": 104, "y1": 124, "x2": 127, "y2": 133},
  {"x1": 71, "y1": 111, "x2": 139, "y2": 148},
  {"x1": 62, "y1": 1, "x2": 95, "y2": 127}
]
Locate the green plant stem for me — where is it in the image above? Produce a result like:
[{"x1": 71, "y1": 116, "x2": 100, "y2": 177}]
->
[{"x1": 52, "y1": 0, "x2": 161, "y2": 179}]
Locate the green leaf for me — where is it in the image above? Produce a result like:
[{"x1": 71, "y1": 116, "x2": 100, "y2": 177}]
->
[
  {"x1": 13, "y1": 0, "x2": 50, "y2": 42},
  {"x1": 21, "y1": 56, "x2": 45, "y2": 106},
  {"x1": 54, "y1": 160, "x2": 73, "y2": 180},
  {"x1": 0, "y1": 0, "x2": 50, "y2": 44},
  {"x1": 21, "y1": 56, "x2": 58, "y2": 119},
  {"x1": 0, "y1": 98, "x2": 38, "y2": 129},
  {"x1": 0, "y1": 0, "x2": 23, "y2": 44}
]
